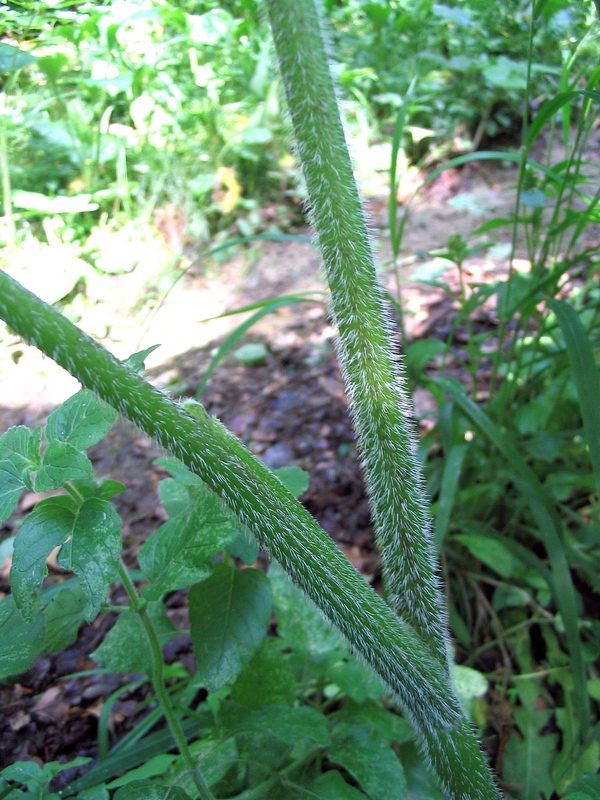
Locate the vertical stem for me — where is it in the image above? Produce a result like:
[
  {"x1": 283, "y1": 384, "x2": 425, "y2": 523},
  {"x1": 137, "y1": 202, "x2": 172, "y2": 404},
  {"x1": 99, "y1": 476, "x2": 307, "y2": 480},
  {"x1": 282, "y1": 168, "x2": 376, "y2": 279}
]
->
[
  {"x1": 265, "y1": 0, "x2": 448, "y2": 669},
  {"x1": 118, "y1": 563, "x2": 216, "y2": 800}
]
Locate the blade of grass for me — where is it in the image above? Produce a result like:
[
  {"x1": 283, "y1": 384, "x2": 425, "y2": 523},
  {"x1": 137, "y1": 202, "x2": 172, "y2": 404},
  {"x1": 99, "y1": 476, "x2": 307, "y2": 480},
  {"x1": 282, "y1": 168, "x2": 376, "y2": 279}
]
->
[
  {"x1": 436, "y1": 376, "x2": 590, "y2": 740},
  {"x1": 434, "y1": 444, "x2": 468, "y2": 553},
  {"x1": 548, "y1": 299, "x2": 600, "y2": 497},
  {"x1": 195, "y1": 294, "x2": 325, "y2": 398}
]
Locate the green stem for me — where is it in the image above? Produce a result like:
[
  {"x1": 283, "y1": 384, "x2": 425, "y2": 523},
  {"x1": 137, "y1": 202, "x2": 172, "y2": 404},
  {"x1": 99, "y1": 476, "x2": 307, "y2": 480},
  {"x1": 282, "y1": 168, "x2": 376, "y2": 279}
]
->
[
  {"x1": 0, "y1": 266, "x2": 498, "y2": 798},
  {"x1": 117, "y1": 562, "x2": 216, "y2": 800}
]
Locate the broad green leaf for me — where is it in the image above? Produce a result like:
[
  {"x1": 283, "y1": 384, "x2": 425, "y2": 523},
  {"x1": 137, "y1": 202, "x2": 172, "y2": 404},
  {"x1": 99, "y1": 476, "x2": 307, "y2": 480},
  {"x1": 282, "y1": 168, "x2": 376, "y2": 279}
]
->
[
  {"x1": 274, "y1": 465, "x2": 309, "y2": 497},
  {"x1": 565, "y1": 774, "x2": 600, "y2": 799},
  {"x1": 97, "y1": 479, "x2": 126, "y2": 500},
  {"x1": 45, "y1": 389, "x2": 117, "y2": 451},
  {"x1": 0, "y1": 595, "x2": 45, "y2": 680},
  {"x1": 165, "y1": 737, "x2": 238, "y2": 797},
  {"x1": 503, "y1": 706, "x2": 558, "y2": 800},
  {"x1": 452, "y1": 665, "x2": 488, "y2": 719},
  {"x1": 92, "y1": 602, "x2": 176, "y2": 675},
  {"x1": 302, "y1": 771, "x2": 366, "y2": 799},
  {"x1": 64, "y1": 498, "x2": 122, "y2": 621},
  {"x1": 223, "y1": 703, "x2": 330, "y2": 747},
  {"x1": 230, "y1": 640, "x2": 296, "y2": 709},
  {"x1": 189, "y1": 564, "x2": 271, "y2": 692},
  {"x1": 139, "y1": 484, "x2": 240, "y2": 600},
  {"x1": 454, "y1": 534, "x2": 523, "y2": 579},
  {"x1": 11, "y1": 500, "x2": 76, "y2": 620},
  {"x1": 0, "y1": 460, "x2": 26, "y2": 525},
  {"x1": 43, "y1": 583, "x2": 87, "y2": 651},
  {"x1": 0, "y1": 42, "x2": 37, "y2": 72},
  {"x1": 325, "y1": 654, "x2": 386, "y2": 702},
  {"x1": 157, "y1": 478, "x2": 189, "y2": 518},
  {"x1": 34, "y1": 441, "x2": 93, "y2": 491},
  {"x1": 107, "y1": 755, "x2": 178, "y2": 789},
  {"x1": 269, "y1": 560, "x2": 344, "y2": 654},
  {"x1": 233, "y1": 342, "x2": 268, "y2": 366},
  {"x1": 328, "y1": 725, "x2": 407, "y2": 800},
  {"x1": 0, "y1": 425, "x2": 41, "y2": 473},
  {"x1": 113, "y1": 778, "x2": 191, "y2": 800},
  {"x1": 335, "y1": 699, "x2": 414, "y2": 745}
]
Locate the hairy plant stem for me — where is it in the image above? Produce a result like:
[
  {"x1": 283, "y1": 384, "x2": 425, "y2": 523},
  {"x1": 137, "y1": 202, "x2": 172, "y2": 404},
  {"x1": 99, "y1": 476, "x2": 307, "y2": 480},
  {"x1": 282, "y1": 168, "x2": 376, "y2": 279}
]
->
[
  {"x1": 0, "y1": 268, "x2": 498, "y2": 797},
  {"x1": 117, "y1": 562, "x2": 216, "y2": 800},
  {"x1": 264, "y1": 2, "x2": 500, "y2": 796}
]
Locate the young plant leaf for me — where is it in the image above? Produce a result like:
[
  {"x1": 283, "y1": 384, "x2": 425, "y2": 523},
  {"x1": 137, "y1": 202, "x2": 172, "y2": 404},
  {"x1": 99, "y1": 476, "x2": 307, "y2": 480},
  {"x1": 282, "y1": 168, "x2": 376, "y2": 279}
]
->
[
  {"x1": 230, "y1": 639, "x2": 296, "y2": 709},
  {"x1": 34, "y1": 440, "x2": 93, "y2": 492},
  {"x1": 222, "y1": 702, "x2": 330, "y2": 747},
  {"x1": 328, "y1": 724, "x2": 407, "y2": 800},
  {"x1": 92, "y1": 602, "x2": 176, "y2": 675},
  {"x1": 0, "y1": 425, "x2": 41, "y2": 473},
  {"x1": 139, "y1": 484, "x2": 241, "y2": 600},
  {"x1": 60, "y1": 498, "x2": 122, "y2": 621},
  {"x1": 0, "y1": 595, "x2": 45, "y2": 680},
  {"x1": 10, "y1": 499, "x2": 78, "y2": 621},
  {"x1": 43, "y1": 583, "x2": 87, "y2": 652},
  {"x1": 304, "y1": 771, "x2": 367, "y2": 799},
  {"x1": 189, "y1": 563, "x2": 271, "y2": 692},
  {"x1": 45, "y1": 389, "x2": 117, "y2": 451},
  {"x1": 269, "y1": 560, "x2": 343, "y2": 655},
  {"x1": 0, "y1": 459, "x2": 27, "y2": 525}
]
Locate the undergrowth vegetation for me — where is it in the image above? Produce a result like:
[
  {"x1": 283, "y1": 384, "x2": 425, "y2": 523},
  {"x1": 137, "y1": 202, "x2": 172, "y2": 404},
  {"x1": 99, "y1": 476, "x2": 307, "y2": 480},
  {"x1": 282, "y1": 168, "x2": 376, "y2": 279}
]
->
[{"x1": 0, "y1": 0, "x2": 600, "y2": 798}]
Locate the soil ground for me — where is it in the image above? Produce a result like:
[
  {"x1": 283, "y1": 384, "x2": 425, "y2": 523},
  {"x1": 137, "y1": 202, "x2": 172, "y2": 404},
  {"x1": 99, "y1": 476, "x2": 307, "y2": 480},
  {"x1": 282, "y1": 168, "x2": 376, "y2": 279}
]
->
[{"x1": 0, "y1": 148, "x2": 587, "y2": 777}]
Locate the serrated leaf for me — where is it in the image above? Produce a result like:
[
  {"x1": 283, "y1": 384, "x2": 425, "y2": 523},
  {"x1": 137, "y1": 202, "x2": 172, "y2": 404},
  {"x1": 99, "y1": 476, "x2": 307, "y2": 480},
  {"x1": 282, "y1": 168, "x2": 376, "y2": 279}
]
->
[
  {"x1": 230, "y1": 704, "x2": 330, "y2": 747},
  {"x1": 65, "y1": 499, "x2": 122, "y2": 621},
  {"x1": 0, "y1": 595, "x2": 45, "y2": 680},
  {"x1": 45, "y1": 389, "x2": 117, "y2": 450},
  {"x1": 10, "y1": 500, "x2": 76, "y2": 620},
  {"x1": 269, "y1": 560, "x2": 344, "y2": 654},
  {"x1": 92, "y1": 602, "x2": 176, "y2": 675},
  {"x1": 139, "y1": 485, "x2": 240, "y2": 600},
  {"x1": 189, "y1": 564, "x2": 271, "y2": 691},
  {"x1": 328, "y1": 725, "x2": 407, "y2": 800},
  {"x1": 0, "y1": 425, "x2": 41, "y2": 472},
  {"x1": 502, "y1": 707, "x2": 558, "y2": 800},
  {"x1": 34, "y1": 441, "x2": 93, "y2": 491},
  {"x1": 274, "y1": 465, "x2": 309, "y2": 497},
  {"x1": 43, "y1": 583, "x2": 87, "y2": 651},
  {"x1": 303, "y1": 771, "x2": 367, "y2": 799},
  {"x1": 0, "y1": 459, "x2": 26, "y2": 525}
]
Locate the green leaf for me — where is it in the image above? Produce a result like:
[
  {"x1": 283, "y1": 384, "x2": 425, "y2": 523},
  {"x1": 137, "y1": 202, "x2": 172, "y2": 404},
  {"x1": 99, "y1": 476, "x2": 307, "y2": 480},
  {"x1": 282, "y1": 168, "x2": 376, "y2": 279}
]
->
[
  {"x1": 0, "y1": 460, "x2": 26, "y2": 525},
  {"x1": 325, "y1": 654, "x2": 386, "y2": 702},
  {"x1": 107, "y1": 755, "x2": 178, "y2": 789},
  {"x1": 34, "y1": 440, "x2": 93, "y2": 491},
  {"x1": 224, "y1": 703, "x2": 330, "y2": 747},
  {"x1": 226, "y1": 523, "x2": 259, "y2": 566},
  {"x1": 64, "y1": 498, "x2": 122, "y2": 621},
  {"x1": 97, "y1": 479, "x2": 126, "y2": 500},
  {"x1": 302, "y1": 771, "x2": 366, "y2": 799},
  {"x1": 45, "y1": 389, "x2": 117, "y2": 451},
  {"x1": 335, "y1": 699, "x2": 414, "y2": 745},
  {"x1": 0, "y1": 595, "x2": 45, "y2": 680},
  {"x1": 454, "y1": 534, "x2": 523, "y2": 580},
  {"x1": 189, "y1": 564, "x2": 271, "y2": 692},
  {"x1": 92, "y1": 602, "x2": 176, "y2": 675},
  {"x1": 274, "y1": 465, "x2": 309, "y2": 497},
  {"x1": 154, "y1": 456, "x2": 203, "y2": 486},
  {"x1": 269, "y1": 560, "x2": 344, "y2": 654},
  {"x1": 123, "y1": 346, "x2": 161, "y2": 375},
  {"x1": 328, "y1": 725, "x2": 407, "y2": 800},
  {"x1": 502, "y1": 705, "x2": 558, "y2": 800},
  {"x1": 0, "y1": 425, "x2": 41, "y2": 473},
  {"x1": 43, "y1": 583, "x2": 87, "y2": 652},
  {"x1": 549, "y1": 299, "x2": 600, "y2": 498},
  {"x1": 139, "y1": 484, "x2": 241, "y2": 600},
  {"x1": 452, "y1": 665, "x2": 488, "y2": 718},
  {"x1": 113, "y1": 778, "x2": 191, "y2": 800},
  {"x1": 233, "y1": 343, "x2": 269, "y2": 366},
  {"x1": 11, "y1": 499, "x2": 76, "y2": 621},
  {"x1": 565, "y1": 774, "x2": 600, "y2": 799},
  {"x1": 230, "y1": 639, "x2": 296, "y2": 709},
  {"x1": 157, "y1": 478, "x2": 189, "y2": 518},
  {"x1": 0, "y1": 42, "x2": 37, "y2": 72}
]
